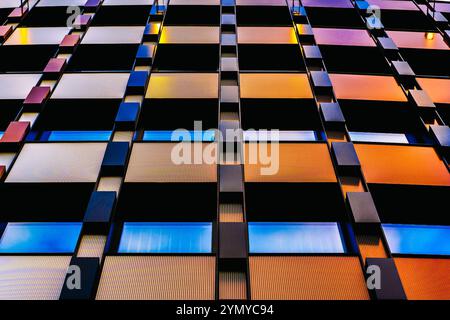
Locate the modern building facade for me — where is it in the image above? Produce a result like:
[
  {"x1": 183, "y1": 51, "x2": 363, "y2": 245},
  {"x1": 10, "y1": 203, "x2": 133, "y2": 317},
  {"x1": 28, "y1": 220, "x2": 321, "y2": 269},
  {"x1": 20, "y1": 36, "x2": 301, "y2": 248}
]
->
[{"x1": 0, "y1": 0, "x2": 449, "y2": 301}]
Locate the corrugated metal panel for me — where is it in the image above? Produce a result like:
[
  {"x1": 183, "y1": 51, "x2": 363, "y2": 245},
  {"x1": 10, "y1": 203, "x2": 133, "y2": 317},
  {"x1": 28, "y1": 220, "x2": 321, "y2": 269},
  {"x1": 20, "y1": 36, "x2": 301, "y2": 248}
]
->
[
  {"x1": 356, "y1": 234, "x2": 387, "y2": 264},
  {"x1": 0, "y1": 256, "x2": 71, "y2": 300},
  {"x1": 249, "y1": 256, "x2": 369, "y2": 300},
  {"x1": 394, "y1": 258, "x2": 450, "y2": 300},
  {"x1": 219, "y1": 272, "x2": 247, "y2": 300},
  {"x1": 219, "y1": 203, "x2": 244, "y2": 222},
  {"x1": 96, "y1": 256, "x2": 215, "y2": 300},
  {"x1": 77, "y1": 235, "x2": 106, "y2": 259}
]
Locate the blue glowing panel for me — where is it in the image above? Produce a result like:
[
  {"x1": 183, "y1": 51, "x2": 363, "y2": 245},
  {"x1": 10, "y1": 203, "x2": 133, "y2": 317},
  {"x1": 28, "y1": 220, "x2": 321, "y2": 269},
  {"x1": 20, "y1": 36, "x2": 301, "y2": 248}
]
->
[
  {"x1": 142, "y1": 130, "x2": 216, "y2": 142},
  {"x1": 0, "y1": 132, "x2": 3, "y2": 139},
  {"x1": 244, "y1": 130, "x2": 317, "y2": 142},
  {"x1": 118, "y1": 222, "x2": 212, "y2": 253},
  {"x1": 349, "y1": 132, "x2": 408, "y2": 144},
  {"x1": 0, "y1": 222, "x2": 82, "y2": 253},
  {"x1": 383, "y1": 224, "x2": 450, "y2": 256},
  {"x1": 44, "y1": 131, "x2": 112, "y2": 141},
  {"x1": 248, "y1": 222, "x2": 345, "y2": 253}
]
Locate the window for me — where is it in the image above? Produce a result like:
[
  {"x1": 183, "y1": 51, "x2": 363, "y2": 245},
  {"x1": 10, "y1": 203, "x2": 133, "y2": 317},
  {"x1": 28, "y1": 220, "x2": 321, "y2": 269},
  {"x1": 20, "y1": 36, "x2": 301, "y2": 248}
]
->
[
  {"x1": 4, "y1": 27, "x2": 70, "y2": 45},
  {"x1": 0, "y1": 222, "x2": 82, "y2": 253},
  {"x1": 383, "y1": 224, "x2": 450, "y2": 256},
  {"x1": 0, "y1": 74, "x2": 42, "y2": 100},
  {"x1": 142, "y1": 130, "x2": 216, "y2": 142},
  {"x1": 244, "y1": 130, "x2": 317, "y2": 142},
  {"x1": 118, "y1": 222, "x2": 213, "y2": 253},
  {"x1": 42, "y1": 131, "x2": 112, "y2": 141},
  {"x1": 349, "y1": 132, "x2": 409, "y2": 144},
  {"x1": 248, "y1": 222, "x2": 346, "y2": 253}
]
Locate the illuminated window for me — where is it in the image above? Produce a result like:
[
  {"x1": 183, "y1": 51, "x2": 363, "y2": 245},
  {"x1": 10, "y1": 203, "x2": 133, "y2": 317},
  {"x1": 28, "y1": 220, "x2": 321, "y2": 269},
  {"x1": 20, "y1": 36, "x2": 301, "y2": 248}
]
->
[
  {"x1": 118, "y1": 222, "x2": 213, "y2": 253},
  {"x1": 0, "y1": 222, "x2": 82, "y2": 253},
  {"x1": 248, "y1": 222, "x2": 346, "y2": 253}
]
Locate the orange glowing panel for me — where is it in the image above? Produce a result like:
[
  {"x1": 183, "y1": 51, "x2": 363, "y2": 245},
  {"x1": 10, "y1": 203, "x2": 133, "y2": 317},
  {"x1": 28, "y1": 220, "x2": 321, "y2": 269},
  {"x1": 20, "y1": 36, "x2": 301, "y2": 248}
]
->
[
  {"x1": 354, "y1": 144, "x2": 450, "y2": 186},
  {"x1": 146, "y1": 73, "x2": 219, "y2": 99},
  {"x1": 394, "y1": 258, "x2": 450, "y2": 300},
  {"x1": 330, "y1": 74, "x2": 407, "y2": 102},
  {"x1": 416, "y1": 78, "x2": 450, "y2": 104},
  {"x1": 244, "y1": 143, "x2": 337, "y2": 183},
  {"x1": 240, "y1": 73, "x2": 313, "y2": 99},
  {"x1": 387, "y1": 31, "x2": 449, "y2": 50},
  {"x1": 159, "y1": 26, "x2": 220, "y2": 44},
  {"x1": 249, "y1": 256, "x2": 370, "y2": 300},
  {"x1": 237, "y1": 27, "x2": 297, "y2": 44}
]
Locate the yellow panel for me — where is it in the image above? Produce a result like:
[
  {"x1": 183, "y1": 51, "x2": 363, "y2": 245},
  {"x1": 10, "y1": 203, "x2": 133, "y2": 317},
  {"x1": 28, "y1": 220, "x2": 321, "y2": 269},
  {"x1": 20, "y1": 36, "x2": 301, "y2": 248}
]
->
[
  {"x1": 219, "y1": 272, "x2": 247, "y2": 300},
  {"x1": 330, "y1": 74, "x2": 407, "y2": 102},
  {"x1": 240, "y1": 73, "x2": 313, "y2": 99},
  {"x1": 394, "y1": 258, "x2": 450, "y2": 300},
  {"x1": 249, "y1": 256, "x2": 369, "y2": 300},
  {"x1": 146, "y1": 73, "x2": 219, "y2": 99},
  {"x1": 125, "y1": 143, "x2": 217, "y2": 183},
  {"x1": 355, "y1": 144, "x2": 450, "y2": 186},
  {"x1": 77, "y1": 235, "x2": 106, "y2": 259},
  {"x1": 96, "y1": 256, "x2": 215, "y2": 300},
  {"x1": 6, "y1": 143, "x2": 107, "y2": 183},
  {"x1": 244, "y1": 143, "x2": 337, "y2": 183},
  {"x1": 416, "y1": 78, "x2": 450, "y2": 104},
  {"x1": 160, "y1": 26, "x2": 220, "y2": 44},
  {"x1": 237, "y1": 27, "x2": 297, "y2": 44},
  {"x1": 0, "y1": 256, "x2": 71, "y2": 300}
]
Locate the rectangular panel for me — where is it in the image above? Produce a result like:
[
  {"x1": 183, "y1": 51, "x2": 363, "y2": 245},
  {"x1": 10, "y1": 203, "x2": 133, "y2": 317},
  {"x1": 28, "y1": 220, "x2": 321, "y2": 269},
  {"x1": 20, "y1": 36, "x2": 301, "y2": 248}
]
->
[
  {"x1": 249, "y1": 256, "x2": 369, "y2": 300},
  {"x1": 160, "y1": 27, "x2": 220, "y2": 44},
  {"x1": 125, "y1": 143, "x2": 217, "y2": 183},
  {"x1": 5, "y1": 28, "x2": 70, "y2": 45},
  {"x1": 240, "y1": 73, "x2": 313, "y2": 99},
  {"x1": 118, "y1": 222, "x2": 212, "y2": 253},
  {"x1": 383, "y1": 224, "x2": 450, "y2": 256},
  {"x1": 6, "y1": 143, "x2": 107, "y2": 183},
  {"x1": 146, "y1": 73, "x2": 219, "y2": 99},
  {"x1": 244, "y1": 143, "x2": 337, "y2": 183},
  {"x1": 354, "y1": 144, "x2": 450, "y2": 186},
  {"x1": 313, "y1": 28, "x2": 375, "y2": 47},
  {"x1": 237, "y1": 27, "x2": 297, "y2": 44},
  {"x1": 0, "y1": 74, "x2": 42, "y2": 100},
  {"x1": 0, "y1": 223, "x2": 82, "y2": 253},
  {"x1": 96, "y1": 256, "x2": 215, "y2": 300},
  {"x1": 0, "y1": 256, "x2": 71, "y2": 300},
  {"x1": 248, "y1": 222, "x2": 345, "y2": 253}
]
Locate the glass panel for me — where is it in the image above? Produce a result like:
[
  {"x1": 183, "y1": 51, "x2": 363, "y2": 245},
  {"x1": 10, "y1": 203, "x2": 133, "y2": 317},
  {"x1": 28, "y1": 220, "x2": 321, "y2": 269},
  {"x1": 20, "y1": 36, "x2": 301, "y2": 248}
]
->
[
  {"x1": 5, "y1": 28, "x2": 70, "y2": 46},
  {"x1": 0, "y1": 222, "x2": 82, "y2": 253},
  {"x1": 349, "y1": 132, "x2": 409, "y2": 144},
  {"x1": 43, "y1": 131, "x2": 112, "y2": 141},
  {"x1": 118, "y1": 222, "x2": 212, "y2": 253},
  {"x1": 248, "y1": 222, "x2": 345, "y2": 253},
  {"x1": 143, "y1": 130, "x2": 216, "y2": 142},
  {"x1": 244, "y1": 130, "x2": 317, "y2": 142},
  {"x1": 81, "y1": 27, "x2": 145, "y2": 45},
  {"x1": 383, "y1": 224, "x2": 450, "y2": 256},
  {"x1": 0, "y1": 74, "x2": 42, "y2": 100}
]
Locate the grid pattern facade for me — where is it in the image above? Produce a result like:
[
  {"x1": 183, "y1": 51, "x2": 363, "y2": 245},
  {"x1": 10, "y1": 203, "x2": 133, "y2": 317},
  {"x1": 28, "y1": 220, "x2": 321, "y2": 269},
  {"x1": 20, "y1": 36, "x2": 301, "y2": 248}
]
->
[{"x1": 0, "y1": 0, "x2": 449, "y2": 301}]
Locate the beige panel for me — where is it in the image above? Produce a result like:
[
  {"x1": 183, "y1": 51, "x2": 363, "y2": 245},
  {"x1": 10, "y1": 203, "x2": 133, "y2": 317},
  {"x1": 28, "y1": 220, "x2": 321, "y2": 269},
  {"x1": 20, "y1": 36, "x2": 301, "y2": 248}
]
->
[
  {"x1": 97, "y1": 177, "x2": 122, "y2": 194},
  {"x1": 146, "y1": 73, "x2": 219, "y2": 99},
  {"x1": 237, "y1": 0, "x2": 286, "y2": 5},
  {"x1": 5, "y1": 27, "x2": 69, "y2": 45},
  {"x1": 37, "y1": 0, "x2": 88, "y2": 7},
  {"x1": 249, "y1": 256, "x2": 369, "y2": 300},
  {"x1": 104, "y1": 0, "x2": 154, "y2": 5},
  {"x1": 219, "y1": 203, "x2": 244, "y2": 222},
  {"x1": 0, "y1": 256, "x2": 71, "y2": 300},
  {"x1": 219, "y1": 272, "x2": 247, "y2": 300},
  {"x1": 6, "y1": 143, "x2": 107, "y2": 183},
  {"x1": 244, "y1": 143, "x2": 337, "y2": 183},
  {"x1": 112, "y1": 131, "x2": 134, "y2": 144},
  {"x1": 77, "y1": 235, "x2": 106, "y2": 259},
  {"x1": 0, "y1": 74, "x2": 41, "y2": 100},
  {"x1": 82, "y1": 26, "x2": 145, "y2": 44},
  {"x1": 160, "y1": 27, "x2": 220, "y2": 44},
  {"x1": 96, "y1": 256, "x2": 215, "y2": 300},
  {"x1": 125, "y1": 143, "x2": 217, "y2": 183},
  {"x1": 18, "y1": 113, "x2": 39, "y2": 127},
  {"x1": 52, "y1": 73, "x2": 129, "y2": 99}
]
